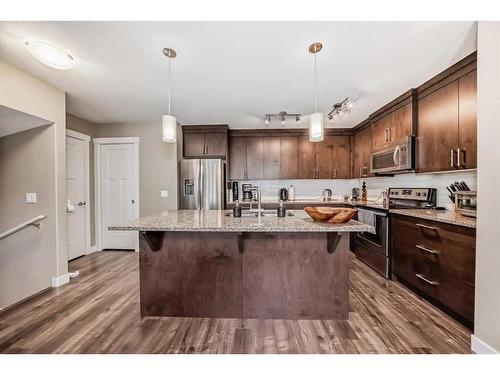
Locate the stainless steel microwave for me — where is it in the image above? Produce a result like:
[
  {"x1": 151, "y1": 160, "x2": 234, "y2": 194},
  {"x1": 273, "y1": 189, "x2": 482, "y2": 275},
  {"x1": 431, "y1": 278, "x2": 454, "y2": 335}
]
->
[{"x1": 370, "y1": 136, "x2": 414, "y2": 174}]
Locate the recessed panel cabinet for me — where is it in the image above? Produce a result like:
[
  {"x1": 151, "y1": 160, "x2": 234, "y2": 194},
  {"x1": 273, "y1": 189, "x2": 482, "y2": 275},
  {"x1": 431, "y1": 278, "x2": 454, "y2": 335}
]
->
[
  {"x1": 417, "y1": 69, "x2": 477, "y2": 173},
  {"x1": 183, "y1": 125, "x2": 228, "y2": 159},
  {"x1": 281, "y1": 136, "x2": 299, "y2": 179},
  {"x1": 352, "y1": 126, "x2": 373, "y2": 178},
  {"x1": 372, "y1": 102, "x2": 414, "y2": 150}
]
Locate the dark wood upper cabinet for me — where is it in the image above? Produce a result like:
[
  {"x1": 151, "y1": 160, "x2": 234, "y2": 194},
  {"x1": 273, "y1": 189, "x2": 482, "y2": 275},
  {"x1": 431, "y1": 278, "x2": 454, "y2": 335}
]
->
[
  {"x1": 371, "y1": 115, "x2": 392, "y2": 149},
  {"x1": 417, "y1": 81, "x2": 459, "y2": 173},
  {"x1": 332, "y1": 136, "x2": 351, "y2": 179},
  {"x1": 352, "y1": 125, "x2": 373, "y2": 178},
  {"x1": 246, "y1": 136, "x2": 264, "y2": 179},
  {"x1": 298, "y1": 136, "x2": 317, "y2": 179},
  {"x1": 263, "y1": 137, "x2": 281, "y2": 179},
  {"x1": 229, "y1": 136, "x2": 247, "y2": 180},
  {"x1": 182, "y1": 125, "x2": 228, "y2": 159},
  {"x1": 183, "y1": 132, "x2": 206, "y2": 158},
  {"x1": 316, "y1": 136, "x2": 334, "y2": 179},
  {"x1": 416, "y1": 53, "x2": 476, "y2": 173},
  {"x1": 458, "y1": 70, "x2": 477, "y2": 169},
  {"x1": 204, "y1": 132, "x2": 227, "y2": 157},
  {"x1": 281, "y1": 136, "x2": 299, "y2": 179}
]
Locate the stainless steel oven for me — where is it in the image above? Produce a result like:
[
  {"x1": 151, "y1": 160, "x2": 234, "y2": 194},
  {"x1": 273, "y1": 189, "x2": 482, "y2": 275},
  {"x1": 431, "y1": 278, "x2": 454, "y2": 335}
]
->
[
  {"x1": 370, "y1": 136, "x2": 414, "y2": 175},
  {"x1": 352, "y1": 208, "x2": 390, "y2": 278}
]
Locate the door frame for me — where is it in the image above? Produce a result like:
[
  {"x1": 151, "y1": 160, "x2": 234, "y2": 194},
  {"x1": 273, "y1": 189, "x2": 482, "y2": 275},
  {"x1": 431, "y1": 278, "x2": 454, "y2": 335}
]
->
[
  {"x1": 94, "y1": 137, "x2": 140, "y2": 251},
  {"x1": 66, "y1": 129, "x2": 91, "y2": 258}
]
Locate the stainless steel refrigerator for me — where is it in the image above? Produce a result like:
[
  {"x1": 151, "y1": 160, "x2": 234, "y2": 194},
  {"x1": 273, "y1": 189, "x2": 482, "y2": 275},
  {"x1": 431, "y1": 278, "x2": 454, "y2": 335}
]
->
[{"x1": 180, "y1": 159, "x2": 226, "y2": 209}]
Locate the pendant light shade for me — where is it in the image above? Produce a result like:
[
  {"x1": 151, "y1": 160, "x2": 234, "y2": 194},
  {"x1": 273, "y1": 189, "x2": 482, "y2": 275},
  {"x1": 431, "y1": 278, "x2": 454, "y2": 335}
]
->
[
  {"x1": 308, "y1": 42, "x2": 324, "y2": 143},
  {"x1": 309, "y1": 112, "x2": 324, "y2": 142},
  {"x1": 162, "y1": 47, "x2": 177, "y2": 143},
  {"x1": 162, "y1": 114, "x2": 177, "y2": 143}
]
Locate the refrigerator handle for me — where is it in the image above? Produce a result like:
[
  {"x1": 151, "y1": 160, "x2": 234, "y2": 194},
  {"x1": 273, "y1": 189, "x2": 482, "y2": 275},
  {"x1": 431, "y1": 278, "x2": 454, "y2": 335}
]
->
[{"x1": 199, "y1": 160, "x2": 204, "y2": 209}]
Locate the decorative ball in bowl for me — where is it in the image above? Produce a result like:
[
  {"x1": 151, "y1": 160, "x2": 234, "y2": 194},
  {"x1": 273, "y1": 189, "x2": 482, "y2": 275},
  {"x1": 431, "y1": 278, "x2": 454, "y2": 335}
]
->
[{"x1": 304, "y1": 207, "x2": 358, "y2": 224}]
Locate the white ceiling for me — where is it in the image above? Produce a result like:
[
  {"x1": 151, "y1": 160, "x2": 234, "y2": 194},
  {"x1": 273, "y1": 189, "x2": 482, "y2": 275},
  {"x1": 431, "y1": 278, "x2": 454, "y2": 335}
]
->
[
  {"x1": 0, "y1": 21, "x2": 476, "y2": 129},
  {"x1": 0, "y1": 105, "x2": 53, "y2": 138}
]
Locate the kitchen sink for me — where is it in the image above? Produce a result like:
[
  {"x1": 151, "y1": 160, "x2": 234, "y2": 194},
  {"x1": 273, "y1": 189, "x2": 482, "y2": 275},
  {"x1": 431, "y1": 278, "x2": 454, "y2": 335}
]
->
[{"x1": 225, "y1": 210, "x2": 294, "y2": 217}]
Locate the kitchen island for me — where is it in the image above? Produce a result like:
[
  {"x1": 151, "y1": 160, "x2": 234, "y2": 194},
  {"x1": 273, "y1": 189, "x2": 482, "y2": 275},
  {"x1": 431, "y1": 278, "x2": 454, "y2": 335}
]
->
[{"x1": 110, "y1": 209, "x2": 374, "y2": 320}]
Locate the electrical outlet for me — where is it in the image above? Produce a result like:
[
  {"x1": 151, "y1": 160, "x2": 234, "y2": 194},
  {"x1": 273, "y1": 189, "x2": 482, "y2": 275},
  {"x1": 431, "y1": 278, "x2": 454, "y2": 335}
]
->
[
  {"x1": 26, "y1": 193, "x2": 37, "y2": 203},
  {"x1": 160, "y1": 190, "x2": 169, "y2": 198}
]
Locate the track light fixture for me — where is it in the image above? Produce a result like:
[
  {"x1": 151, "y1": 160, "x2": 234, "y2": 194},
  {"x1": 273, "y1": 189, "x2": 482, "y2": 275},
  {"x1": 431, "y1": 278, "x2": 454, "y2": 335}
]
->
[
  {"x1": 328, "y1": 98, "x2": 353, "y2": 120},
  {"x1": 264, "y1": 111, "x2": 301, "y2": 127}
]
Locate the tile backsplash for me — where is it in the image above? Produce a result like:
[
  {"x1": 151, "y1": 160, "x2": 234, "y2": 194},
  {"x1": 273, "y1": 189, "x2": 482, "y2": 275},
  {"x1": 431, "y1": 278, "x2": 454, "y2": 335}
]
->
[{"x1": 236, "y1": 169, "x2": 476, "y2": 208}]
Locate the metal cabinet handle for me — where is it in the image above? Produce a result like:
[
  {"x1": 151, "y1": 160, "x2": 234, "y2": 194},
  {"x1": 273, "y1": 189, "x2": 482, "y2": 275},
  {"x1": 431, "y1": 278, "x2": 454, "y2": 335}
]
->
[
  {"x1": 205, "y1": 145, "x2": 209, "y2": 154},
  {"x1": 450, "y1": 149, "x2": 456, "y2": 168},
  {"x1": 389, "y1": 127, "x2": 392, "y2": 142},
  {"x1": 333, "y1": 168, "x2": 337, "y2": 178},
  {"x1": 416, "y1": 244, "x2": 440, "y2": 254},
  {"x1": 201, "y1": 145, "x2": 205, "y2": 155},
  {"x1": 457, "y1": 148, "x2": 465, "y2": 168},
  {"x1": 416, "y1": 223, "x2": 437, "y2": 231},
  {"x1": 416, "y1": 273, "x2": 439, "y2": 285},
  {"x1": 385, "y1": 129, "x2": 388, "y2": 143}
]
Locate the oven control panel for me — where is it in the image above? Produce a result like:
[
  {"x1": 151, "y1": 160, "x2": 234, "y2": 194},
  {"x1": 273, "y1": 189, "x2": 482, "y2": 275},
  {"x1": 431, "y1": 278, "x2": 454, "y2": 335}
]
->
[{"x1": 388, "y1": 188, "x2": 433, "y2": 201}]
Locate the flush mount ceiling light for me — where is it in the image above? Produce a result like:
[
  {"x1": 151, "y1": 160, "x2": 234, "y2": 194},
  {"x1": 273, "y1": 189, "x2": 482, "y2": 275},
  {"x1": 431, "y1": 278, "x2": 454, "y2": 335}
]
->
[
  {"x1": 25, "y1": 41, "x2": 74, "y2": 70},
  {"x1": 162, "y1": 47, "x2": 177, "y2": 143},
  {"x1": 263, "y1": 111, "x2": 301, "y2": 127},
  {"x1": 308, "y1": 42, "x2": 324, "y2": 142}
]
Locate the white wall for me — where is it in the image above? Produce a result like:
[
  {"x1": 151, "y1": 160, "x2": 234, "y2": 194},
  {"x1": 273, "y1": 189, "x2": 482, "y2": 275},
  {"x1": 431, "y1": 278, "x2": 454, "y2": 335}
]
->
[
  {"x1": 0, "y1": 61, "x2": 67, "y2": 309},
  {"x1": 472, "y1": 21, "x2": 500, "y2": 354}
]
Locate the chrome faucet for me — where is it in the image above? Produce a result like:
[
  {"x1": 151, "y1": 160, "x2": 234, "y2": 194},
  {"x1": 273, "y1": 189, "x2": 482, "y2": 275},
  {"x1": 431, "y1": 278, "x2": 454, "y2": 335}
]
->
[{"x1": 247, "y1": 187, "x2": 262, "y2": 217}]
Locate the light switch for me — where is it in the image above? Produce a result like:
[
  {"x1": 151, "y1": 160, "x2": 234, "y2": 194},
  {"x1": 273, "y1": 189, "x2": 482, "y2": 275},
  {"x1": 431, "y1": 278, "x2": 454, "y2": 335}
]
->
[
  {"x1": 26, "y1": 193, "x2": 37, "y2": 203},
  {"x1": 160, "y1": 190, "x2": 169, "y2": 198}
]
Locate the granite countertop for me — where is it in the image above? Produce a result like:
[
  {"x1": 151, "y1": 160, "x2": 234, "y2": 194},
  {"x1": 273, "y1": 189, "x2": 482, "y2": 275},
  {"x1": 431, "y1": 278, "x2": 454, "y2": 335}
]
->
[
  {"x1": 390, "y1": 209, "x2": 477, "y2": 228},
  {"x1": 230, "y1": 198, "x2": 389, "y2": 211},
  {"x1": 109, "y1": 209, "x2": 375, "y2": 233}
]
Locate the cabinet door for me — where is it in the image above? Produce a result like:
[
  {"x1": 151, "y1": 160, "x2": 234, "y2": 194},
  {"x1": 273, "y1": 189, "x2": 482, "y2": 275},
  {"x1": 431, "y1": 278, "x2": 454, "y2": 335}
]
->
[
  {"x1": 204, "y1": 132, "x2": 227, "y2": 157},
  {"x1": 316, "y1": 136, "x2": 334, "y2": 179},
  {"x1": 183, "y1": 132, "x2": 206, "y2": 158},
  {"x1": 332, "y1": 136, "x2": 351, "y2": 179},
  {"x1": 391, "y1": 102, "x2": 413, "y2": 141},
  {"x1": 281, "y1": 136, "x2": 299, "y2": 179},
  {"x1": 354, "y1": 126, "x2": 372, "y2": 178},
  {"x1": 228, "y1": 136, "x2": 247, "y2": 180},
  {"x1": 263, "y1": 137, "x2": 281, "y2": 179},
  {"x1": 298, "y1": 136, "x2": 317, "y2": 179},
  {"x1": 372, "y1": 115, "x2": 391, "y2": 149},
  {"x1": 417, "y1": 81, "x2": 459, "y2": 173},
  {"x1": 246, "y1": 136, "x2": 264, "y2": 179},
  {"x1": 458, "y1": 70, "x2": 477, "y2": 169},
  {"x1": 352, "y1": 132, "x2": 363, "y2": 178}
]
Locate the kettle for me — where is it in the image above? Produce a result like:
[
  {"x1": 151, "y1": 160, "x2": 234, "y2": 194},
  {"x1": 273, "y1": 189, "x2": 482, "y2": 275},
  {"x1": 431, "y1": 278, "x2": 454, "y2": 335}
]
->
[
  {"x1": 322, "y1": 189, "x2": 333, "y2": 201},
  {"x1": 279, "y1": 188, "x2": 289, "y2": 201}
]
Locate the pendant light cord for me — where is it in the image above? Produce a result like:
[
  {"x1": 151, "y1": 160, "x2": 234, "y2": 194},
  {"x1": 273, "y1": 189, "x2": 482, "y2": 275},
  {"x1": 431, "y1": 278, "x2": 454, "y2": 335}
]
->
[
  {"x1": 314, "y1": 49, "x2": 318, "y2": 112},
  {"x1": 168, "y1": 55, "x2": 171, "y2": 116}
]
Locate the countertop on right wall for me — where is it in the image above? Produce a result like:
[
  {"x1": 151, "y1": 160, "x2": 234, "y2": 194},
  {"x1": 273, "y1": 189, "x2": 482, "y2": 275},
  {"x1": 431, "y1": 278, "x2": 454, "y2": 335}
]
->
[{"x1": 390, "y1": 208, "x2": 476, "y2": 228}]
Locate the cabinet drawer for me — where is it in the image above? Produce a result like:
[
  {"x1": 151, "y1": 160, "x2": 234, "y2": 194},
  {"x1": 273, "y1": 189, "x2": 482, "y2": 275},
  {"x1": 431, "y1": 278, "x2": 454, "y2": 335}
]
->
[
  {"x1": 392, "y1": 251, "x2": 474, "y2": 324},
  {"x1": 392, "y1": 215, "x2": 475, "y2": 284}
]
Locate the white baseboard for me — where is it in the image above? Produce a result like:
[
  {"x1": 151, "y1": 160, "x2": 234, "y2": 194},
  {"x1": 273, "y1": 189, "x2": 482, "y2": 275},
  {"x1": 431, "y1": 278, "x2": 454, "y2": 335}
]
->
[
  {"x1": 51, "y1": 273, "x2": 70, "y2": 288},
  {"x1": 471, "y1": 335, "x2": 499, "y2": 354},
  {"x1": 87, "y1": 245, "x2": 101, "y2": 254}
]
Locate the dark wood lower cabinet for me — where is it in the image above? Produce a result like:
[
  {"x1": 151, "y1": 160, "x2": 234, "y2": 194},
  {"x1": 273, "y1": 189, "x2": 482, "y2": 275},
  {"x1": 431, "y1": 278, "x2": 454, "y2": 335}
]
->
[
  {"x1": 139, "y1": 231, "x2": 349, "y2": 320},
  {"x1": 391, "y1": 214, "x2": 476, "y2": 328}
]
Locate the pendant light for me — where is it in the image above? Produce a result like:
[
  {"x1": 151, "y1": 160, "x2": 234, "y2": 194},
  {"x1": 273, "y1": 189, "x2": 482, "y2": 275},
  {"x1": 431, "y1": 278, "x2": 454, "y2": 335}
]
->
[
  {"x1": 308, "y1": 42, "x2": 324, "y2": 142},
  {"x1": 162, "y1": 47, "x2": 177, "y2": 143}
]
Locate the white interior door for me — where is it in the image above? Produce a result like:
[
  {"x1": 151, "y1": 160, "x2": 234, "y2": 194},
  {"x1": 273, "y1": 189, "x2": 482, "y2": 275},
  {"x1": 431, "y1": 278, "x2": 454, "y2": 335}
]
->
[
  {"x1": 100, "y1": 142, "x2": 139, "y2": 250},
  {"x1": 66, "y1": 134, "x2": 89, "y2": 260}
]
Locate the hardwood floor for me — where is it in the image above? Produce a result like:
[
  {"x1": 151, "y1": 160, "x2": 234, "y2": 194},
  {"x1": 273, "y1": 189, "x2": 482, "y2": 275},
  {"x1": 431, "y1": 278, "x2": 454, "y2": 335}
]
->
[{"x1": 0, "y1": 251, "x2": 471, "y2": 354}]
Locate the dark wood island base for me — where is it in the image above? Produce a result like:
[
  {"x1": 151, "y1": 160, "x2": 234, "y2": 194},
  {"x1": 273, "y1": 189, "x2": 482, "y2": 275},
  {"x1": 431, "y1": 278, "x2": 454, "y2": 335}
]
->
[{"x1": 139, "y1": 231, "x2": 350, "y2": 320}]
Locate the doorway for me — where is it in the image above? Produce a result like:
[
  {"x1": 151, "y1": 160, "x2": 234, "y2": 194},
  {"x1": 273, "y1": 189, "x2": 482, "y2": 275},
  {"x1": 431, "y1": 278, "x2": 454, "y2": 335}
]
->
[
  {"x1": 94, "y1": 137, "x2": 139, "y2": 251},
  {"x1": 66, "y1": 130, "x2": 90, "y2": 260}
]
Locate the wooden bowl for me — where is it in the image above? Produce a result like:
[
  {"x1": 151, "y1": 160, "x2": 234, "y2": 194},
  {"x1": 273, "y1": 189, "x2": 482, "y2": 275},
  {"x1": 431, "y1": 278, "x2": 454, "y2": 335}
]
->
[{"x1": 304, "y1": 207, "x2": 358, "y2": 224}]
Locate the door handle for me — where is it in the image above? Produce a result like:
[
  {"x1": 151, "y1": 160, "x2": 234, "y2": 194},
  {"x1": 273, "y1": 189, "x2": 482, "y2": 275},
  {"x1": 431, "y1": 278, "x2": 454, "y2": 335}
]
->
[
  {"x1": 333, "y1": 168, "x2": 337, "y2": 178},
  {"x1": 201, "y1": 145, "x2": 205, "y2": 155},
  {"x1": 205, "y1": 145, "x2": 209, "y2": 154},
  {"x1": 416, "y1": 223, "x2": 437, "y2": 231},
  {"x1": 389, "y1": 127, "x2": 392, "y2": 142},
  {"x1": 78, "y1": 201, "x2": 86, "y2": 206},
  {"x1": 457, "y1": 148, "x2": 465, "y2": 168},
  {"x1": 393, "y1": 145, "x2": 400, "y2": 166},
  {"x1": 385, "y1": 129, "x2": 388, "y2": 143},
  {"x1": 450, "y1": 149, "x2": 456, "y2": 168}
]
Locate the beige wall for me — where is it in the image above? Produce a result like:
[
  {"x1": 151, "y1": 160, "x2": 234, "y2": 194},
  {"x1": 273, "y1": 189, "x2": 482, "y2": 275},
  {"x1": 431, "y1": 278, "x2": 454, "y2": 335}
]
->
[
  {"x1": 0, "y1": 60, "x2": 67, "y2": 309},
  {"x1": 66, "y1": 113, "x2": 98, "y2": 246},
  {"x1": 95, "y1": 120, "x2": 179, "y2": 215},
  {"x1": 474, "y1": 21, "x2": 500, "y2": 353}
]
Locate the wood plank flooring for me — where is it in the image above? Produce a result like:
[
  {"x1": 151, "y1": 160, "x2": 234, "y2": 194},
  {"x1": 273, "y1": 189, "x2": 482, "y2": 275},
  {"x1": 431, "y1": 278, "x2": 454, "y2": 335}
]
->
[{"x1": 0, "y1": 251, "x2": 471, "y2": 354}]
